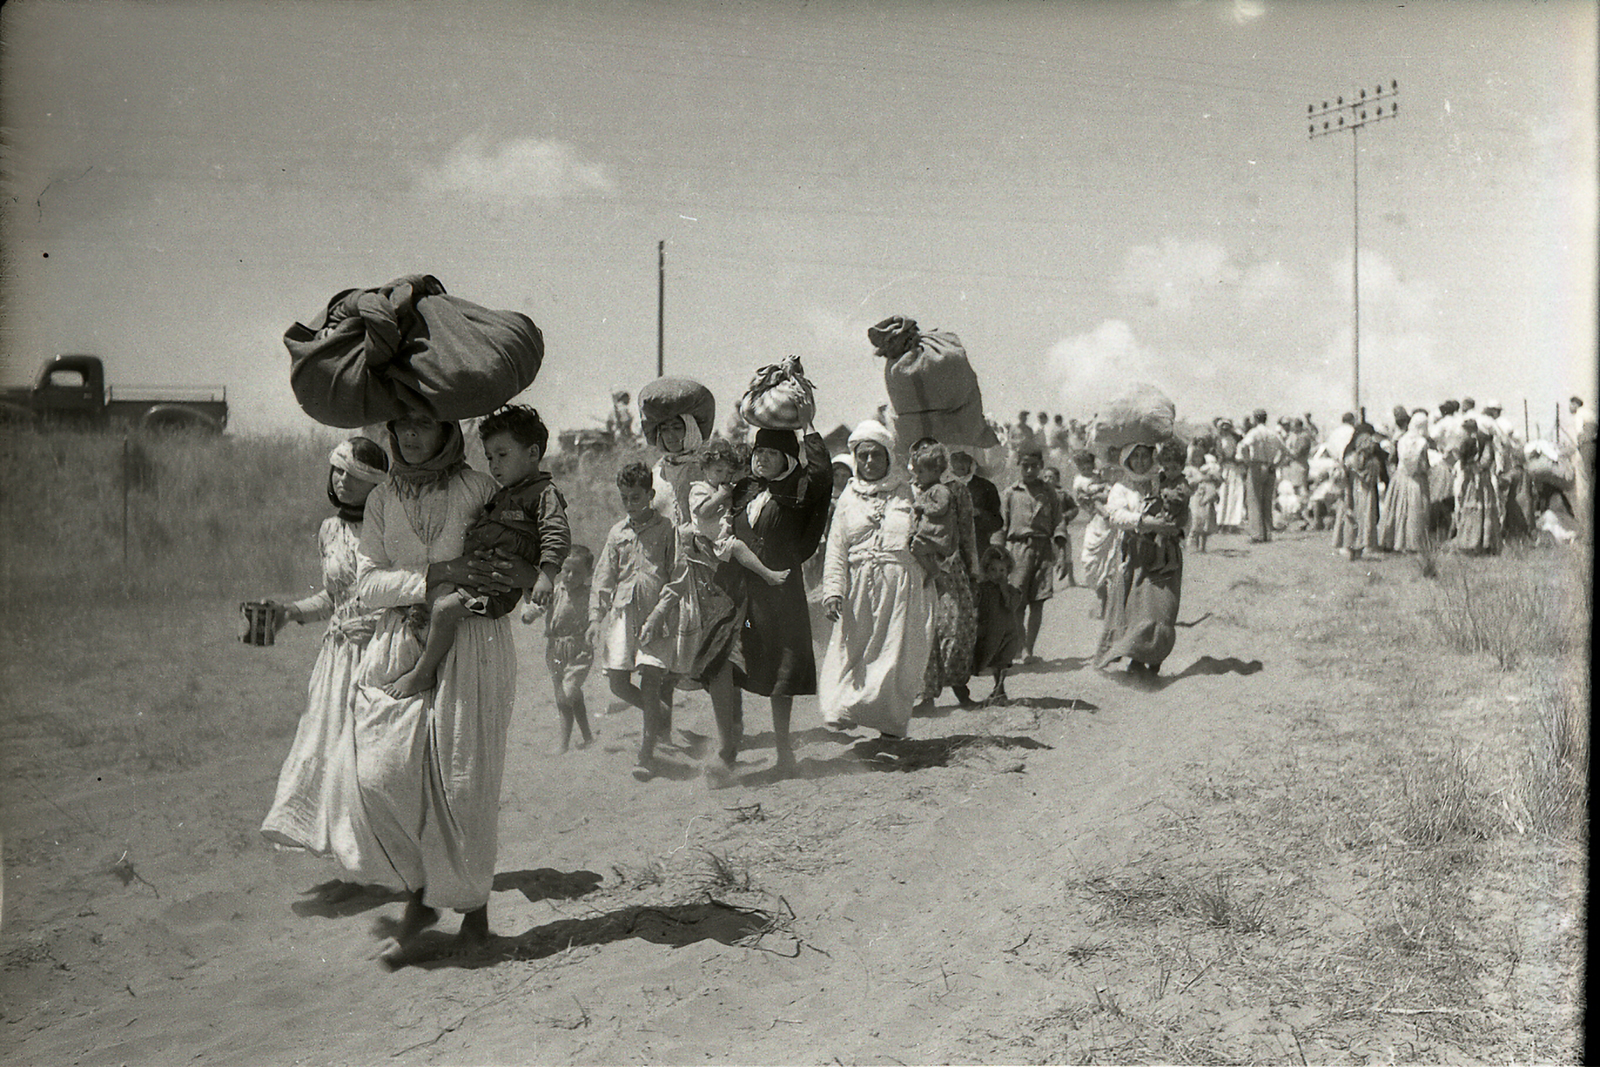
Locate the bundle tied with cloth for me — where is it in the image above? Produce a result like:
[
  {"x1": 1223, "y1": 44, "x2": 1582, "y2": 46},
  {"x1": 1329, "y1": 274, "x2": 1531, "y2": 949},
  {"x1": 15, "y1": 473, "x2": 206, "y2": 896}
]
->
[
  {"x1": 738, "y1": 355, "x2": 816, "y2": 430},
  {"x1": 284, "y1": 273, "x2": 543, "y2": 427},
  {"x1": 1089, "y1": 382, "x2": 1177, "y2": 465},
  {"x1": 868, "y1": 315, "x2": 1000, "y2": 450},
  {"x1": 638, "y1": 376, "x2": 716, "y2": 447}
]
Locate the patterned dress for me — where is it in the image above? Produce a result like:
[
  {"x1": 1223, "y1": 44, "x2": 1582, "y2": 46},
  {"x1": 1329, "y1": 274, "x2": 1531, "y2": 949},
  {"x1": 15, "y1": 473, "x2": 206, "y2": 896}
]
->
[
  {"x1": 920, "y1": 479, "x2": 978, "y2": 702},
  {"x1": 260, "y1": 516, "x2": 382, "y2": 857}
]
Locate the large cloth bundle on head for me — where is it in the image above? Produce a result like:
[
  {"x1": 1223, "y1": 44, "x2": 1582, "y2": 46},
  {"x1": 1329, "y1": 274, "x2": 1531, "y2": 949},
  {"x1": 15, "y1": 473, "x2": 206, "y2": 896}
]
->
[
  {"x1": 1090, "y1": 382, "x2": 1176, "y2": 459},
  {"x1": 738, "y1": 355, "x2": 816, "y2": 430},
  {"x1": 284, "y1": 274, "x2": 543, "y2": 428},
  {"x1": 869, "y1": 315, "x2": 1000, "y2": 449},
  {"x1": 638, "y1": 376, "x2": 715, "y2": 446}
]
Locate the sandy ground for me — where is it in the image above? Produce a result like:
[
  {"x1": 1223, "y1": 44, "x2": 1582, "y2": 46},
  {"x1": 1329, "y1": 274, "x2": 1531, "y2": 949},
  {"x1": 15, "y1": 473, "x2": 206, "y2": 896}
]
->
[{"x1": 0, "y1": 531, "x2": 1583, "y2": 1065}]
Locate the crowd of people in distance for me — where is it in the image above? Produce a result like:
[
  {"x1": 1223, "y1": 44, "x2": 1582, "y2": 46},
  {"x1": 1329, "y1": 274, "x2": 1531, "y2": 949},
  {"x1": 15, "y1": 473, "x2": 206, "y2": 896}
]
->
[{"x1": 254, "y1": 376, "x2": 1593, "y2": 965}]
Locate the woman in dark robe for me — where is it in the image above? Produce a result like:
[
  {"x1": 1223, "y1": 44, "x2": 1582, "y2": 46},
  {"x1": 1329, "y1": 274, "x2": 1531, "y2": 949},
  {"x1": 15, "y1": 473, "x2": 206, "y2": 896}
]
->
[
  {"x1": 1094, "y1": 442, "x2": 1185, "y2": 676},
  {"x1": 704, "y1": 426, "x2": 830, "y2": 786}
]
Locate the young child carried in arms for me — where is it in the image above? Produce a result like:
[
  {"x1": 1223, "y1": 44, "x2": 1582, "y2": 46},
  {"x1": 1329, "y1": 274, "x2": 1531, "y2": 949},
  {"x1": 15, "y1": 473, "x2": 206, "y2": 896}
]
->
[
  {"x1": 590, "y1": 462, "x2": 676, "y2": 781},
  {"x1": 687, "y1": 436, "x2": 790, "y2": 587},
  {"x1": 971, "y1": 545, "x2": 1025, "y2": 705},
  {"x1": 385, "y1": 404, "x2": 569, "y2": 698},
  {"x1": 909, "y1": 440, "x2": 957, "y2": 580},
  {"x1": 522, "y1": 544, "x2": 596, "y2": 754}
]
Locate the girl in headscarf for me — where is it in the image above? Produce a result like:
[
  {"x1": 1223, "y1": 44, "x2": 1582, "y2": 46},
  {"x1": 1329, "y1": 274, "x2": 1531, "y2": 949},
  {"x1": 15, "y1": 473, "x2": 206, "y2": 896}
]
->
[
  {"x1": 818, "y1": 420, "x2": 935, "y2": 740},
  {"x1": 259, "y1": 436, "x2": 390, "y2": 892},
  {"x1": 1333, "y1": 420, "x2": 1388, "y2": 560},
  {"x1": 702, "y1": 426, "x2": 830, "y2": 784},
  {"x1": 1094, "y1": 441, "x2": 1185, "y2": 676},
  {"x1": 350, "y1": 412, "x2": 535, "y2": 961},
  {"x1": 1377, "y1": 410, "x2": 1433, "y2": 553},
  {"x1": 650, "y1": 412, "x2": 707, "y2": 527},
  {"x1": 911, "y1": 438, "x2": 980, "y2": 710}
]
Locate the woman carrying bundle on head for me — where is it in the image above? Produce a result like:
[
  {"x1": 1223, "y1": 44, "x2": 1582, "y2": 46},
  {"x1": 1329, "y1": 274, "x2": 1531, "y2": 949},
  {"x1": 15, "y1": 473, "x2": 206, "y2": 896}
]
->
[{"x1": 1094, "y1": 440, "x2": 1187, "y2": 677}]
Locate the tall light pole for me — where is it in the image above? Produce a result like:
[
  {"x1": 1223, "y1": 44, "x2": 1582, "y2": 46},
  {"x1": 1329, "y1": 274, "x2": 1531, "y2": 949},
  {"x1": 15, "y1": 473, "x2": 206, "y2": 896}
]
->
[
  {"x1": 1309, "y1": 80, "x2": 1399, "y2": 417},
  {"x1": 657, "y1": 240, "x2": 665, "y2": 377}
]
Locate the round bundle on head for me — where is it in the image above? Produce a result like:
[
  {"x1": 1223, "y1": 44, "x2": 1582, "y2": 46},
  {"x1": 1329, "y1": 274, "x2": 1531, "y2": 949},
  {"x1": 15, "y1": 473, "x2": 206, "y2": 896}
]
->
[
  {"x1": 1089, "y1": 382, "x2": 1176, "y2": 454},
  {"x1": 738, "y1": 355, "x2": 816, "y2": 429},
  {"x1": 284, "y1": 274, "x2": 543, "y2": 428},
  {"x1": 638, "y1": 376, "x2": 715, "y2": 446}
]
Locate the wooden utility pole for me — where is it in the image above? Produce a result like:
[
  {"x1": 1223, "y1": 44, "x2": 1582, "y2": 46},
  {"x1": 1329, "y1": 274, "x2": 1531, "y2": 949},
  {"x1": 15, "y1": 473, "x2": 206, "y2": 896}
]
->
[
  {"x1": 657, "y1": 240, "x2": 665, "y2": 378},
  {"x1": 1308, "y1": 80, "x2": 1399, "y2": 416}
]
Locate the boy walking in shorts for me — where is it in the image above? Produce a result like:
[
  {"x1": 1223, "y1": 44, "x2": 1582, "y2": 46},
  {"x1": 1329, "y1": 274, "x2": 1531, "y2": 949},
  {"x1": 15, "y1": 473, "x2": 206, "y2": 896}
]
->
[{"x1": 997, "y1": 447, "x2": 1062, "y2": 663}]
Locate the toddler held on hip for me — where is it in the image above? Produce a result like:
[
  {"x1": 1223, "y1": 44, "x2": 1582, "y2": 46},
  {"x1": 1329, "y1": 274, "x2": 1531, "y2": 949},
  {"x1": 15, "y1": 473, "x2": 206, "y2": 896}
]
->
[{"x1": 384, "y1": 404, "x2": 570, "y2": 699}]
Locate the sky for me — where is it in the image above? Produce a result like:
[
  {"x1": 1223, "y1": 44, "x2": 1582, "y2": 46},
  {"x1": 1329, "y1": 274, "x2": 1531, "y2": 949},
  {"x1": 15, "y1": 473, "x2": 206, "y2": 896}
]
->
[{"x1": 2, "y1": 0, "x2": 1595, "y2": 442}]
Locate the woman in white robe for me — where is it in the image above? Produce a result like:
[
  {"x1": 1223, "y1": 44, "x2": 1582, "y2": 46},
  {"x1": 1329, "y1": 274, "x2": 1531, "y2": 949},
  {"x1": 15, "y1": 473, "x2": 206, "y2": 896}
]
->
[
  {"x1": 259, "y1": 437, "x2": 390, "y2": 879},
  {"x1": 818, "y1": 420, "x2": 934, "y2": 740},
  {"x1": 350, "y1": 413, "x2": 533, "y2": 959}
]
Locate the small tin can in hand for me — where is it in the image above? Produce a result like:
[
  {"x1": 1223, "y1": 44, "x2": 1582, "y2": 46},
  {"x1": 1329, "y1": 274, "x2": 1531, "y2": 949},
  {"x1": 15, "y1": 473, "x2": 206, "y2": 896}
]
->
[{"x1": 240, "y1": 601, "x2": 277, "y2": 646}]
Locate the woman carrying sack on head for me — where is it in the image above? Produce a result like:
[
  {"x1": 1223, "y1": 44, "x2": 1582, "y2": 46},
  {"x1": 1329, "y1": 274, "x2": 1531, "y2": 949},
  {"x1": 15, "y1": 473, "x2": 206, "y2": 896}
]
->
[{"x1": 1094, "y1": 441, "x2": 1185, "y2": 676}]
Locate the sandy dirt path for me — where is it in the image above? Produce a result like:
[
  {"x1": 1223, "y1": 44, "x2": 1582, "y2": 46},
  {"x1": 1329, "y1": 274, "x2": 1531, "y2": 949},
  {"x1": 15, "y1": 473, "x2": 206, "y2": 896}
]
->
[{"x1": 0, "y1": 532, "x2": 1576, "y2": 1064}]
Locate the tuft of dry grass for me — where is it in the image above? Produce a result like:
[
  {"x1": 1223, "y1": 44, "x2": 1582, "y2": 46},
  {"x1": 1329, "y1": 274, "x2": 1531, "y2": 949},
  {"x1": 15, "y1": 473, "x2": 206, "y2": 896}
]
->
[{"x1": 696, "y1": 849, "x2": 757, "y2": 893}]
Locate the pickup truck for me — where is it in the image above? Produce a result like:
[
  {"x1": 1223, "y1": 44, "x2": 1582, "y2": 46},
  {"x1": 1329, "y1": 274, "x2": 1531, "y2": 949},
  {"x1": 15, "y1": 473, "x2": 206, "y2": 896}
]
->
[{"x1": 0, "y1": 354, "x2": 228, "y2": 433}]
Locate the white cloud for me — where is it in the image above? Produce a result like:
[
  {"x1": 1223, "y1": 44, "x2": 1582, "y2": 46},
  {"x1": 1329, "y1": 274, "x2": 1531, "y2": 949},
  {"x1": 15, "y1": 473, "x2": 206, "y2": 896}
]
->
[
  {"x1": 414, "y1": 135, "x2": 615, "y2": 204},
  {"x1": 1116, "y1": 238, "x2": 1232, "y2": 314}
]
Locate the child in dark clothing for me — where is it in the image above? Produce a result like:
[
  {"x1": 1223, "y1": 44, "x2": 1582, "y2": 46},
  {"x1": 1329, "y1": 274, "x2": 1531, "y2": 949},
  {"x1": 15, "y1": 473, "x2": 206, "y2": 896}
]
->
[
  {"x1": 971, "y1": 545, "x2": 1025, "y2": 705},
  {"x1": 384, "y1": 405, "x2": 570, "y2": 698}
]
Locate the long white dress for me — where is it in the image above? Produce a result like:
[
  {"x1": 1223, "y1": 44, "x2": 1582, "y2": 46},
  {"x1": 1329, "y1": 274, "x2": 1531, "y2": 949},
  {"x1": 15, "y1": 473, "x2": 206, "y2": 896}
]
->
[
  {"x1": 349, "y1": 469, "x2": 518, "y2": 913},
  {"x1": 260, "y1": 516, "x2": 382, "y2": 858},
  {"x1": 818, "y1": 478, "x2": 934, "y2": 737}
]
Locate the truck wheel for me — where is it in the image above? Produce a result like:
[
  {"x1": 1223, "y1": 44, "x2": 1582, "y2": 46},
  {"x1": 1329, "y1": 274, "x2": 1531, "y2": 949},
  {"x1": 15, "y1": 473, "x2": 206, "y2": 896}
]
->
[{"x1": 139, "y1": 406, "x2": 224, "y2": 434}]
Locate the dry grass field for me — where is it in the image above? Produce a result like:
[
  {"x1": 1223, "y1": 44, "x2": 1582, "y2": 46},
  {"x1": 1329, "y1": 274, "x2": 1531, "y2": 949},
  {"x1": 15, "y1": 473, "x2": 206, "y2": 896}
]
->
[{"x1": 0, "y1": 428, "x2": 1587, "y2": 1065}]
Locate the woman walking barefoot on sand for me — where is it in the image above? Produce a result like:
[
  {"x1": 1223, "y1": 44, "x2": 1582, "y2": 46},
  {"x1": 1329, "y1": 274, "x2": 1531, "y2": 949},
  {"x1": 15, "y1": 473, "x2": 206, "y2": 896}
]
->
[
  {"x1": 259, "y1": 437, "x2": 389, "y2": 895},
  {"x1": 351, "y1": 413, "x2": 537, "y2": 963},
  {"x1": 819, "y1": 420, "x2": 935, "y2": 742}
]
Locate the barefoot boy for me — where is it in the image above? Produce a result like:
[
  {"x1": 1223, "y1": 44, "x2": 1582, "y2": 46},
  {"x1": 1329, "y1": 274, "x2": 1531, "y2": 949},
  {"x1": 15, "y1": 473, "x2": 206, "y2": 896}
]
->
[
  {"x1": 997, "y1": 447, "x2": 1062, "y2": 662},
  {"x1": 523, "y1": 544, "x2": 596, "y2": 754},
  {"x1": 590, "y1": 462, "x2": 675, "y2": 781},
  {"x1": 384, "y1": 405, "x2": 569, "y2": 698}
]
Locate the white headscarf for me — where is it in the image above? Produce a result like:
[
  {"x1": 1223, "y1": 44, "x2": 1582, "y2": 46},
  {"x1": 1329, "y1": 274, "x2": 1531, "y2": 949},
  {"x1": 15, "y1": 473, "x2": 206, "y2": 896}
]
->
[{"x1": 847, "y1": 419, "x2": 905, "y2": 496}]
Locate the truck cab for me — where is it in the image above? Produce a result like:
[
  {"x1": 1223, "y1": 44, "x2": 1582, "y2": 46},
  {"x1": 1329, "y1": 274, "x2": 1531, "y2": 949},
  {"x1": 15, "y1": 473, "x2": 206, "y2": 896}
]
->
[{"x1": 31, "y1": 354, "x2": 108, "y2": 420}]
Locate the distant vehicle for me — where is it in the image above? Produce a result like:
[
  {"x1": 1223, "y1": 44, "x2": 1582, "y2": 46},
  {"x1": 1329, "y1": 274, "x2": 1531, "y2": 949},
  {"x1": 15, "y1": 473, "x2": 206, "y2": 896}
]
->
[{"x1": 0, "y1": 354, "x2": 228, "y2": 433}]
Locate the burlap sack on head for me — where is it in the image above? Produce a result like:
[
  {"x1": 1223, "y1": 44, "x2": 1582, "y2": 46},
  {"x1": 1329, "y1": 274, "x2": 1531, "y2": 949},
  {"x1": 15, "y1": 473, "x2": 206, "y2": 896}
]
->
[
  {"x1": 284, "y1": 274, "x2": 543, "y2": 428},
  {"x1": 869, "y1": 315, "x2": 1000, "y2": 449},
  {"x1": 1090, "y1": 382, "x2": 1177, "y2": 454},
  {"x1": 638, "y1": 376, "x2": 716, "y2": 446},
  {"x1": 738, "y1": 355, "x2": 816, "y2": 430}
]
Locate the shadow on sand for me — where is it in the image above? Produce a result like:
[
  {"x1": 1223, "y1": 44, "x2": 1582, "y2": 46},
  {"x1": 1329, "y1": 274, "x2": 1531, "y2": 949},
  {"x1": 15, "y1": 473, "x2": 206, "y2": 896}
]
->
[
  {"x1": 385, "y1": 898, "x2": 792, "y2": 971},
  {"x1": 291, "y1": 881, "x2": 408, "y2": 919},
  {"x1": 1103, "y1": 655, "x2": 1265, "y2": 692}
]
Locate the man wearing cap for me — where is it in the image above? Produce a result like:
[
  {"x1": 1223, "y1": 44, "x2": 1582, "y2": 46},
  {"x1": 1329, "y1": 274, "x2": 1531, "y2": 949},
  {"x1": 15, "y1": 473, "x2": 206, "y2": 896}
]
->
[{"x1": 1238, "y1": 409, "x2": 1287, "y2": 542}]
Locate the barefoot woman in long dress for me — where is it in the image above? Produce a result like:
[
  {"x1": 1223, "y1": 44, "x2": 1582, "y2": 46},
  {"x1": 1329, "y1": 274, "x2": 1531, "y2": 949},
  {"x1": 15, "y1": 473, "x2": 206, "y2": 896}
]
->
[{"x1": 351, "y1": 413, "x2": 536, "y2": 959}]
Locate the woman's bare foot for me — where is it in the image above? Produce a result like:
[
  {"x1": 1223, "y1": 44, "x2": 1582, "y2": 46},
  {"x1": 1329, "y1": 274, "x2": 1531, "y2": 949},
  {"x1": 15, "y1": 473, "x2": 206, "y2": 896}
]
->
[
  {"x1": 382, "y1": 666, "x2": 436, "y2": 699},
  {"x1": 453, "y1": 906, "x2": 490, "y2": 952}
]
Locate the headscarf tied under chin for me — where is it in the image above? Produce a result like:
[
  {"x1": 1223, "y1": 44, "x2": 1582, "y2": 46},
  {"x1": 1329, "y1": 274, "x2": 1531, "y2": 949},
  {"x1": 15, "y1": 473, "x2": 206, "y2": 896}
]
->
[
  {"x1": 384, "y1": 419, "x2": 468, "y2": 499},
  {"x1": 659, "y1": 414, "x2": 706, "y2": 467},
  {"x1": 326, "y1": 437, "x2": 389, "y2": 522},
  {"x1": 847, "y1": 419, "x2": 906, "y2": 496},
  {"x1": 1118, "y1": 443, "x2": 1159, "y2": 485},
  {"x1": 743, "y1": 428, "x2": 802, "y2": 528}
]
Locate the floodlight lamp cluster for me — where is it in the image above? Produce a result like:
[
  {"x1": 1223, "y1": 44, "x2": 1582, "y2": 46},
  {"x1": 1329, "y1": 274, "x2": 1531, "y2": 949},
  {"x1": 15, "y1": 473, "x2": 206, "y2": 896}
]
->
[{"x1": 1306, "y1": 80, "x2": 1399, "y2": 138}]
